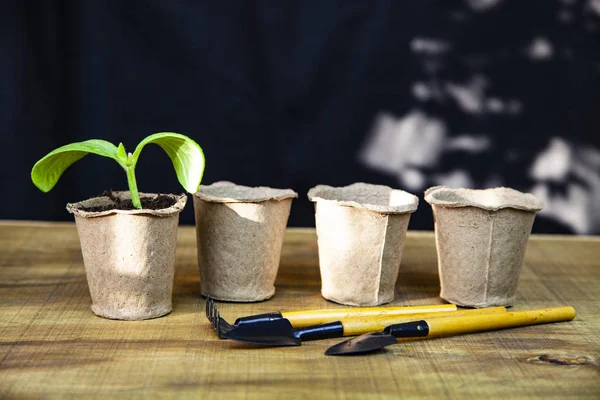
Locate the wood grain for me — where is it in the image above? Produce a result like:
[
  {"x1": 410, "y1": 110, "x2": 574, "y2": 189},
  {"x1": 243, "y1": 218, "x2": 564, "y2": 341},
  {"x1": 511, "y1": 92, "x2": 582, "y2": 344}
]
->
[{"x1": 0, "y1": 222, "x2": 599, "y2": 399}]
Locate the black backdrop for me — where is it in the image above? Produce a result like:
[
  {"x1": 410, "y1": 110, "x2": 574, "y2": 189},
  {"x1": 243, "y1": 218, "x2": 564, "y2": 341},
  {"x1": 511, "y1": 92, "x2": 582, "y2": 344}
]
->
[{"x1": 2, "y1": 1, "x2": 599, "y2": 233}]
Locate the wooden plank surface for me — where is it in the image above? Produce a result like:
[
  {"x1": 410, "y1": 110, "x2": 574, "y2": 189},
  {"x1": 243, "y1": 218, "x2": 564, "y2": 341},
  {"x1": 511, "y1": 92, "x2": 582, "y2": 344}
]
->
[{"x1": 0, "y1": 221, "x2": 599, "y2": 399}]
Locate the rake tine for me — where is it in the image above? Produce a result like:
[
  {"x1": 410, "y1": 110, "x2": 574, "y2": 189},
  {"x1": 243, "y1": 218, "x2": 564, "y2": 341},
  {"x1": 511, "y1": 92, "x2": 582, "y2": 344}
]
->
[
  {"x1": 206, "y1": 296, "x2": 216, "y2": 332},
  {"x1": 206, "y1": 296, "x2": 222, "y2": 336},
  {"x1": 213, "y1": 300, "x2": 219, "y2": 332},
  {"x1": 205, "y1": 296, "x2": 236, "y2": 338},
  {"x1": 212, "y1": 303, "x2": 218, "y2": 332}
]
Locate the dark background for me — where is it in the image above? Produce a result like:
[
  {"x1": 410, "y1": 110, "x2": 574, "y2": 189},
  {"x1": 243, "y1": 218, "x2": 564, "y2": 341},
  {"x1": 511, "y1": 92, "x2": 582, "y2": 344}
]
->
[{"x1": 2, "y1": 0, "x2": 599, "y2": 233}]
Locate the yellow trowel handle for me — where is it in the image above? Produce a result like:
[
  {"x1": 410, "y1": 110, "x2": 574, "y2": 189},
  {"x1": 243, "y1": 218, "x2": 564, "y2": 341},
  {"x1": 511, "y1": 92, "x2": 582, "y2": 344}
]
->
[
  {"x1": 282, "y1": 304, "x2": 457, "y2": 328},
  {"x1": 425, "y1": 306, "x2": 576, "y2": 337},
  {"x1": 339, "y1": 306, "x2": 507, "y2": 336}
]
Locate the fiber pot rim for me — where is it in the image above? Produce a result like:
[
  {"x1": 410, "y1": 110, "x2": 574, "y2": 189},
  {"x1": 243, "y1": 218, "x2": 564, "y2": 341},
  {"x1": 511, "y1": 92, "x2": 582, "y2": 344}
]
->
[
  {"x1": 66, "y1": 191, "x2": 188, "y2": 218},
  {"x1": 307, "y1": 183, "x2": 419, "y2": 214},
  {"x1": 424, "y1": 186, "x2": 543, "y2": 212},
  {"x1": 194, "y1": 181, "x2": 298, "y2": 203}
]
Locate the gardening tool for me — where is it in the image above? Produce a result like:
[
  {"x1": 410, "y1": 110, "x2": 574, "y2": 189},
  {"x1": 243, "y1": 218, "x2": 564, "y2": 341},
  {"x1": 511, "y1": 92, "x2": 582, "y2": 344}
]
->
[
  {"x1": 325, "y1": 306, "x2": 576, "y2": 356},
  {"x1": 209, "y1": 302, "x2": 507, "y2": 347},
  {"x1": 205, "y1": 296, "x2": 458, "y2": 338}
]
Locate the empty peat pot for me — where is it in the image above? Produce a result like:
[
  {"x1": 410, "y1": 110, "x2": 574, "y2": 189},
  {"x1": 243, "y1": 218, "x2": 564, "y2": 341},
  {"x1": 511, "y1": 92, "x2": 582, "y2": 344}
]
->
[
  {"x1": 308, "y1": 183, "x2": 419, "y2": 306},
  {"x1": 67, "y1": 191, "x2": 187, "y2": 320},
  {"x1": 193, "y1": 181, "x2": 297, "y2": 302},
  {"x1": 424, "y1": 186, "x2": 544, "y2": 308}
]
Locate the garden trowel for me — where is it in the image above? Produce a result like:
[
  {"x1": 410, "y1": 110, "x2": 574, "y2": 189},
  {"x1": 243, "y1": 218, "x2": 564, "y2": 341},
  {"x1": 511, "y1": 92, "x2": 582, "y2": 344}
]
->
[{"x1": 325, "y1": 306, "x2": 576, "y2": 355}]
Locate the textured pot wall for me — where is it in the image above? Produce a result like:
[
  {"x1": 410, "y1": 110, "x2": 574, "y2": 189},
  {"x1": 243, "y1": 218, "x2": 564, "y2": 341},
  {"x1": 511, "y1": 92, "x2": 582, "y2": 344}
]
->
[
  {"x1": 314, "y1": 201, "x2": 411, "y2": 306},
  {"x1": 432, "y1": 205, "x2": 536, "y2": 307},
  {"x1": 194, "y1": 198, "x2": 293, "y2": 302},
  {"x1": 74, "y1": 212, "x2": 180, "y2": 320}
]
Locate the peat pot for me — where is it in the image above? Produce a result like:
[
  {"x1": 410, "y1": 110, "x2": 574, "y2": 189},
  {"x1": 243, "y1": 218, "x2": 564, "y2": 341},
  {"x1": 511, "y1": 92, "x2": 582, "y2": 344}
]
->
[
  {"x1": 308, "y1": 183, "x2": 419, "y2": 306},
  {"x1": 425, "y1": 186, "x2": 544, "y2": 308},
  {"x1": 67, "y1": 191, "x2": 187, "y2": 320},
  {"x1": 193, "y1": 181, "x2": 297, "y2": 302}
]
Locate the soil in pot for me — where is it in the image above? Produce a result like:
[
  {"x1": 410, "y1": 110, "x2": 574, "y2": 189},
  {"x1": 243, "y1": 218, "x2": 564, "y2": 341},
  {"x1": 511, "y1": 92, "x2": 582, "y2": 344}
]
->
[{"x1": 81, "y1": 190, "x2": 178, "y2": 212}]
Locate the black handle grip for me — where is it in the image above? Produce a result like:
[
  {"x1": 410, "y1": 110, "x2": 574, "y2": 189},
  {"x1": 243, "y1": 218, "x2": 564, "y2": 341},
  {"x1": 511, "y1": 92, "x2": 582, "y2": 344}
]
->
[
  {"x1": 293, "y1": 321, "x2": 344, "y2": 341},
  {"x1": 383, "y1": 320, "x2": 429, "y2": 338},
  {"x1": 234, "y1": 313, "x2": 284, "y2": 326}
]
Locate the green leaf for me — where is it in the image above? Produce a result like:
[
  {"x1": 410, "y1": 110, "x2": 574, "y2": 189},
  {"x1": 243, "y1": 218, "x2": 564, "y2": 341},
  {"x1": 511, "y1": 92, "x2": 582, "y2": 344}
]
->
[
  {"x1": 131, "y1": 132, "x2": 205, "y2": 193},
  {"x1": 31, "y1": 140, "x2": 121, "y2": 192},
  {"x1": 116, "y1": 142, "x2": 127, "y2": 162}
]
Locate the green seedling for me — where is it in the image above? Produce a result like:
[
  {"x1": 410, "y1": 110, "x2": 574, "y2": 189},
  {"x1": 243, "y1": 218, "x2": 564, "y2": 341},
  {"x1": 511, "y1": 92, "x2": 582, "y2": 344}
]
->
[{"x1": 31, "y1": 132, "x2": 205, "y2": 209}]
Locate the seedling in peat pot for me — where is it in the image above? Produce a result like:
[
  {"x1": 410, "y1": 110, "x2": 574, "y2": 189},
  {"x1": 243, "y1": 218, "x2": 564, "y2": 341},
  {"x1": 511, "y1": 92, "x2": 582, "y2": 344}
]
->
[{"x1": 29, "y1": 132, "x2": 205, "y2": 321}]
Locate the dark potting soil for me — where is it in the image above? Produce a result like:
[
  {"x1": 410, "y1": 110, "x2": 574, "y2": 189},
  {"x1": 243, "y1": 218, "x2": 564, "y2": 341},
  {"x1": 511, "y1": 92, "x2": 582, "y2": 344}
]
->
[{"x1": 82, "y1": 191, "x2": 178, "y2": 212}]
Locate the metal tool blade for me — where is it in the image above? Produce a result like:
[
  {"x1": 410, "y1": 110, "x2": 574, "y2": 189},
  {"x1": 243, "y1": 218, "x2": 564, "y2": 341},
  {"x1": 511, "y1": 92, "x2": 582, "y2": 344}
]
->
[
  {"x1": 222, "y1": 318, "x2": 301, "y2": 347},
  {"x1": 222, "y1": 318, "x2": 346, "y2": 347},
  {"x1": 324, "y1": 332, "x2": 398, "y2": 356}
]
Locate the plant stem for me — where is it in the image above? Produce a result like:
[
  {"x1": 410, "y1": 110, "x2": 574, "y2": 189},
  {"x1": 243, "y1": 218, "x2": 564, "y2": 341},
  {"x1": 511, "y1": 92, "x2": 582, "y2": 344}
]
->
[{"x1": 125, "y1": 166, "x2": 142, "y2": 209}]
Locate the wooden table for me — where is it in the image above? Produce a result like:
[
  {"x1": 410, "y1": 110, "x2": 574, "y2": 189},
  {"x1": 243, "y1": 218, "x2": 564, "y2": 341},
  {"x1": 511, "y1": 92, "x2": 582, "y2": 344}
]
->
[{"x1": 1, "y1": 222, "x2": 599, "y2": 399}]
